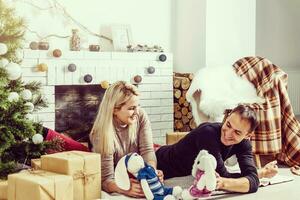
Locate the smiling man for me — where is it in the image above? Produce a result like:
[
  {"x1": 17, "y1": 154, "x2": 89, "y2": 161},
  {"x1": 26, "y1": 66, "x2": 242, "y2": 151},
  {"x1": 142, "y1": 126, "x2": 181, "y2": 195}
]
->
[{"x1": 156, "y1": 104, "x2": 273, "y2": 193}]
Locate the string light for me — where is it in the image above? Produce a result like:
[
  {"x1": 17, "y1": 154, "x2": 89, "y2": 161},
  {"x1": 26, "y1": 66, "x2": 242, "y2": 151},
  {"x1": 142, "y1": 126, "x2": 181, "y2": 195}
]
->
[{"x1": 16, "y1": 0, "x2": 112, "y2": 42}]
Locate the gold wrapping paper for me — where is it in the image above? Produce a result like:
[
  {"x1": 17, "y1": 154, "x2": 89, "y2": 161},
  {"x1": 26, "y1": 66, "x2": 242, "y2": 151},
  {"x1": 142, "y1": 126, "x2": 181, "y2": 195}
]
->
[
  {"x1": 41, "y1": 151, "x2": 101, "y2": 200},
  {"x1": 0, "y1": 180, "x2": 7, "y2": 200},
  {"x1": 166, "y1": 132, "x2": 189, "y2": 145},
  {"x1": 8, "y1": 170, "x2": 73, "y2": 200},
  {"x1": 31, "y1": 159, "x2": 41, "y2": 170}
]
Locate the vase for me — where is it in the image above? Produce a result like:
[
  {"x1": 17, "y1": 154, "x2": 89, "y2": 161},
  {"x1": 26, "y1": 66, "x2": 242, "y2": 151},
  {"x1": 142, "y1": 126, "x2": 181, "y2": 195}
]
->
[{"x1": 70, "y1": 29, "x2": 80, "y2": 51}]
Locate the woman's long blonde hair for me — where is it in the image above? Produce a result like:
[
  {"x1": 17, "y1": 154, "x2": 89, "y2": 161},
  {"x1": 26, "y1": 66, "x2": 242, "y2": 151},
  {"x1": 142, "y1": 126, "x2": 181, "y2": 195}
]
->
[{"x1": 90, "y1": 81, "x2": 139, "y2": 156}]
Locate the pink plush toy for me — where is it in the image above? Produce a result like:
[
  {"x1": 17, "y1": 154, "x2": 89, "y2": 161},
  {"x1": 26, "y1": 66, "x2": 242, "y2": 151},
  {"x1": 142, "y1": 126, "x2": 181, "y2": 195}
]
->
[{"x1": 181, "y1": 150, "x2": 217, "y2": 200}]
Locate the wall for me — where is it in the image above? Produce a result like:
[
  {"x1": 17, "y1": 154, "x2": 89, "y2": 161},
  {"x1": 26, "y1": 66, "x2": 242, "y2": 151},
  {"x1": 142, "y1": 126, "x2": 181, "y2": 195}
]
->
[
  {"x1": 256, "y1": 0, "x2": 300, "y2": 114},
  {"x1": 14, "y1": 0, "x2": 300, "y2": 73},
  {"x1": 206, "y1": 0, "x2": 256, "y2": 67},
  {"x1": 13, "y1": 0, "x2": 172, "y2": 52},
  {"x1": 256, "y1": 0, "x2": 300, "y2": 69},
  {"x1": 12, "y1": 0, "x2": 257, "y2": 73},
  {"x1": 171, "y1": 0, "x2": 206, "y2": 73}
]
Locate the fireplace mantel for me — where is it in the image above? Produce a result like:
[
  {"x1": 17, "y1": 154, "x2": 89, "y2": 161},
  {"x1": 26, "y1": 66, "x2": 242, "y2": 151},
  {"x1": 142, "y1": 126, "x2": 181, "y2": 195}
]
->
[{"x1": 21, "y1": 50, "x2": 173, "y2": 144}]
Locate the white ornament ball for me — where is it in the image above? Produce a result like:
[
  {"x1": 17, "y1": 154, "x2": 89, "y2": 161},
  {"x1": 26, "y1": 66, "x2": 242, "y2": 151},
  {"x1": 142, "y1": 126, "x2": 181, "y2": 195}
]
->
[
  {"x1": 32, "y1": 133, "x2": 44, "y2": 144},
  {"x1": 21, "y1": 89, "x2": 32, "y2": 100},
  {"x1": 0, "y1": 43, "x2": 8, "y2": 55},
  {"x1": 6, "y1": 62, "x2": 22, "y2": 80},
  {"x1": 24, "y1": 102, "x2": 34, "y2": 112},
  {"x1": 25, "y1": 113, "x2": 34, "y2": 120},
  {"x1": 0, "y1": 58, "x2": 9, "y2": 68},
  {"x1": 8, "y1": 92, "x2": 19, "y2": 102}
]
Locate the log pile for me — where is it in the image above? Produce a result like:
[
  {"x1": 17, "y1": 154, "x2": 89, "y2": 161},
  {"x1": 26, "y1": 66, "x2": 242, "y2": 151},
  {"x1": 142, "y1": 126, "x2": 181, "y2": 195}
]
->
[{"x1": 173, "y1": 72, "x2": 197, "y2": 132}]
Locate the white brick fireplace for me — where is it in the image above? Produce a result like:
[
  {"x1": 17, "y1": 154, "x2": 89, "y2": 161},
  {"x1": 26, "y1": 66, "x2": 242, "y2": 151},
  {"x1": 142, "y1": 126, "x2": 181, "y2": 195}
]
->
[{"x1": 21, "y1": 50, "x2": 174, "y2": 144}]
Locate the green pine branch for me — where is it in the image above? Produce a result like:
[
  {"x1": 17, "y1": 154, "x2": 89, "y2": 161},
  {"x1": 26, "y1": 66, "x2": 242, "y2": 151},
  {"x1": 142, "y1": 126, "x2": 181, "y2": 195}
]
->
[
  {"x1": 0, "y1": 0, "x2": 25, "y2": 63},
  {"x1": 0, "y1": 0, "x2": 59, "y2": 178}
]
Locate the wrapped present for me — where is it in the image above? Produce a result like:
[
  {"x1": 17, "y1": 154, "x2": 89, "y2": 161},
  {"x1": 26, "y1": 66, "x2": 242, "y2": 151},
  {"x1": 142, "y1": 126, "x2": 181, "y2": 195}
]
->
[
  {"x1": 0, "y1": 180, "x2": 7, "y2": 200},
  {"x1": 41, "y1": 151, "x2": 101, "y2": 200},
  {"x1": 166, "y1": 132, "x2": 188, "y2": 145},
  {"x1": 31, "y1": 159, "x2": 41, "y2": 170},
  {"x1": 8, "y1": 170, "x2": 73, "y2": 200}
]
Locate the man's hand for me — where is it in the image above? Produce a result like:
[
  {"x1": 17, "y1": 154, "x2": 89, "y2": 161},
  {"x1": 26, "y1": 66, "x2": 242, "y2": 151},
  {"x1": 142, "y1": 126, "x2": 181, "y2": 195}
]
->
[
  {"x1": 259, "y1": 160, "x2": 278, "y2": 179},
  {"x1": 291, "y1": 165, "x2": 300, "y2": 176},
  {"x1": 216, "y1": 176, "x2": 251, "y2": 193},
  {"x1": 192, "y1": 90, "x2": 201, "y2": 103},
  {"x1": 216, "y1": 177, "x2": 225, "y2": 190},
  {"x1": 156, "y1": 169, "x2": 164, "y2": 183},
  {"x1": 122, "y1": 178, "x2": 145, "y2": 198}
]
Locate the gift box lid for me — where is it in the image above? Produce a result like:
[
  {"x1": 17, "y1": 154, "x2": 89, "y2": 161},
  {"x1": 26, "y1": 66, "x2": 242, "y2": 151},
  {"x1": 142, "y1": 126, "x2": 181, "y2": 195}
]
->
[
  {"x1": 41, "y1": 151, "x2": 101, "y2": 175},
  {"x1": 8, "y1": 170, "x2": 73, "y2": 200}
]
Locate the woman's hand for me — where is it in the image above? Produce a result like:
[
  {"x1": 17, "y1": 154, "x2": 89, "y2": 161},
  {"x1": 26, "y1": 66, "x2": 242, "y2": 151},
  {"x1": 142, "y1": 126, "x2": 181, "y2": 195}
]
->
[
  {"x1": 259, "y1": 160, "x2": 278, "y2": 179},
  {"x1": 121, "y1": 178, "x2": 145, "y2": 198},
  {"x1": 156, "y1": 169, "x2": 164, "y2": 183}
]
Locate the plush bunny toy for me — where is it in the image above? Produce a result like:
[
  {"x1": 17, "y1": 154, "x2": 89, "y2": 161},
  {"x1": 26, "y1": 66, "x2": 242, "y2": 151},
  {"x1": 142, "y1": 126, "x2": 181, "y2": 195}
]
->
[
  {"x1": 181, "y1": 150, "x2": 217, "y2": 200},
  {"x1": 115, "y1": 153, "x2": 182, "y2": 200}
]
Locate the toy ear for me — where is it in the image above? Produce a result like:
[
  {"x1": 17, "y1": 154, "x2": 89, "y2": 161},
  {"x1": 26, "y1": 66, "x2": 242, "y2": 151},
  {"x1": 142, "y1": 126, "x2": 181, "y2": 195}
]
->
[
  {"x1": 115, "y1": 155, "x2": 130, "y2": 190},
  {"x1": 192, "y1": 150, "x2": 207, "y2": 177},
  {"x1": 199, "y1": 150, "x2": 208, "y2": 157},
  {"x1": 204, "y1": 157, "x2": 212, "y2": 173},
  {"x1": 204, "y1": 155, "x2": 217, "y2": 191},
  {"x1": 192, "y1": 158, "x2": 198, "y2": 177}
]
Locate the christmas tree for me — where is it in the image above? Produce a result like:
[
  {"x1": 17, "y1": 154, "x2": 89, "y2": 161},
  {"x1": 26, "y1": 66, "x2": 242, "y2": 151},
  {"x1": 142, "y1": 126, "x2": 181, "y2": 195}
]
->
[{"x1": 0, "y1": 0, "x2": 59, "y2": 179}]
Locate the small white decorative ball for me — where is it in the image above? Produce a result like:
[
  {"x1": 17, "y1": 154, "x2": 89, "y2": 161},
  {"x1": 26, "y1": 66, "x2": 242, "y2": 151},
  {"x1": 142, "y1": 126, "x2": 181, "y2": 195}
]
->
[
  {"x1": 20, "y1": 89, "x2": 32, "y2": 100},
  {"x1": 25, "y1": 113, "x2": 34, "y2": 120},
  {"x1": 8, "y1": 92, "x2": 19, "y2": 102},
  {"x1": 6, "y1": 62, "x2": 22, "y2": 80},
  {"x1": 0, "y1": 58, "x2": 9, "y2": 68},
  {"x1": 24, "y1": 102, "x2": 34, "y2": 112},
  {"x1": 0, "y1": 43, "x2": 8, "y2": 55},
  {"x1": 32, "y1": 133, "x2": 44, "y2": 144}
]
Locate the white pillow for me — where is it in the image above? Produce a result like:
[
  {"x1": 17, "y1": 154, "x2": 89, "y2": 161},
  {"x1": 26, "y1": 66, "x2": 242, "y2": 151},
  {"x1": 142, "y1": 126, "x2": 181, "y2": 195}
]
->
[{"x1": 186, "y1": 66, "x2": 264, "y2": 125}]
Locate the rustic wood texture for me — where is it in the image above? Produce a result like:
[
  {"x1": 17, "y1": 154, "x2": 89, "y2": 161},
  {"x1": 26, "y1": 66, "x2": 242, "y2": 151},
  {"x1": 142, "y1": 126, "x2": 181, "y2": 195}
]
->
[
  {"x1": 174, "y1": 89, "x2": 181, "y2": 99},
  {"x1": 173, "y1": 72, "x2": 196, "y2": 132}
]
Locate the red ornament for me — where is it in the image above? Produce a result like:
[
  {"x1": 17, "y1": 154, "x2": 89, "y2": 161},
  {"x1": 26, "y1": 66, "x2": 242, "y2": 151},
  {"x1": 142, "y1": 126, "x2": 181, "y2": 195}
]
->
[
  {"x1": 53, "y1": 49, "x2": 62, "y2": 57},
  {"x1": 134, "y1": 75, "x2": 142, "y2": 83}
]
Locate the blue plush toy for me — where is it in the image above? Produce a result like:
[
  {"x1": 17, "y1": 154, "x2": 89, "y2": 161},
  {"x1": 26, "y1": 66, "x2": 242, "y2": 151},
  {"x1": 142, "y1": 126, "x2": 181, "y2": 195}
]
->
[{"x1": 115, "y1": 153, "x2": 182, "y2": 200}]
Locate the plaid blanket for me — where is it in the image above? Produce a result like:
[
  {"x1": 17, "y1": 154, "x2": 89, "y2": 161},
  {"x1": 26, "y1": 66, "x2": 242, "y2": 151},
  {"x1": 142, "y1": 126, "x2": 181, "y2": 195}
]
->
[{"x1": 233, "y1": 56, "x2": 300, "y2": 166}]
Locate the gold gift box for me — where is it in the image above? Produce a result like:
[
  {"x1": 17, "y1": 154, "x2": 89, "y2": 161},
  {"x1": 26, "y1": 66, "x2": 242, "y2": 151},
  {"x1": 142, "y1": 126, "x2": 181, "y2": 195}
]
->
[
  {"x1": 8, "y1": 170, "x2": 73, "y2": 200},
  {"x1": 0, "y1": 180, "x2": 7, "y2": 200},
  {"x1": 41, "y1": 151, "x2": 101, "y2": 200},
  {"x1": 31, "y1": 159, "x2": 41, "y2": 170},
  {"x1": 166, "y1": 132, "x2": 188, "y2": 145}
]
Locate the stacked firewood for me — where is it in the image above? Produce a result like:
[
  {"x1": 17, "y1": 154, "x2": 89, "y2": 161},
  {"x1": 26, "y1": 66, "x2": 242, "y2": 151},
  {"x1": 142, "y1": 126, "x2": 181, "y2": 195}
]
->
[{"x1": 173, "y1": 72, "x2": 197, "y2": 132}]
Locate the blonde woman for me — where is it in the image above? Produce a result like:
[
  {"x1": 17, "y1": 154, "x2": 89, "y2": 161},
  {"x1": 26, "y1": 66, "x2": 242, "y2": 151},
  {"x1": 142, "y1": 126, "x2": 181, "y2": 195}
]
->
[{"x1": 90, "y1": 81, "x2": 162, "y2": 198}]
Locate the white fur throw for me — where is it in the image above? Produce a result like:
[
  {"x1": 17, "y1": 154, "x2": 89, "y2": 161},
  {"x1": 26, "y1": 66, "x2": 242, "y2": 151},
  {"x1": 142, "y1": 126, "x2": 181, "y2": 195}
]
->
[{"x1": 186, "y1": 66, "x2": 264, "y2": 125}]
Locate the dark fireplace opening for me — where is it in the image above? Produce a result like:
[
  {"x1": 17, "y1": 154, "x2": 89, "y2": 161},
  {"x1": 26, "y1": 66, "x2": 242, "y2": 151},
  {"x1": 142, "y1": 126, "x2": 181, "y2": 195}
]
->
[{"x1": 55, "y1": 85, "x2": 105, "y2": 142}]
